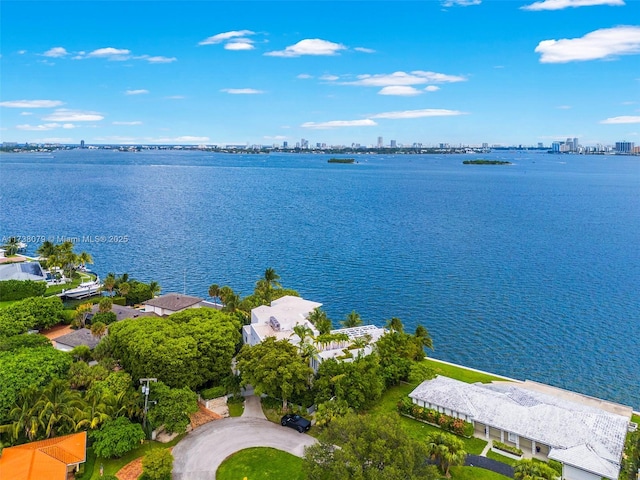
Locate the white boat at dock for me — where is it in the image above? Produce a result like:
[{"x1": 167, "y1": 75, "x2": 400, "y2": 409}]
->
[{"x1": 61, "y1": 278, "x2": 102, "y2": 299}]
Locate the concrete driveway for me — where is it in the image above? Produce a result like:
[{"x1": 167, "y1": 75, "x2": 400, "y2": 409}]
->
[{"x1": 172, "y1": 396, "x2": 317, "y2": 480}]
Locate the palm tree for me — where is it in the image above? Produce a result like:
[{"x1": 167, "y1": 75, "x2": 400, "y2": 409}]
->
[
  {"x1": 2, "y1": 386, "x2": 42, "y2": 442},
  {"x1": 386, "y1": 317, "x2": 404, "y2": 333},
  {"x1": 98, "y1": 297, "x2": 113, "y2": 313},
  {"x1": 218, "y1": 285, "x2": 235, "y2": 305},
  {"x1": 76, "y1": 389, "x2": 112, "y2": 431},
  {"x1": 90, "y1": 321, "x2": 107, "y2": 338},
  {"x1": 117, "y1": 281, "x2": 130, "y2": 298},
  {"x1": 4, "y1": 237, "x2": 21, "y2": 256},
  {"x1": 263, "y1": 267, "x2": 281, "y2": 289},
  {"x1": 292, "y1": 324, "x2": 315, "y2": 344},
  {"x1": 148, "y1": 281, "x2": 161, "y2": 298},
  {"x1": 74, "y1": 303, "x2": 93, "y2": 328},
  {"x1": 36, "y1": 240, "x2": 56, "y2": 259},
  {"x1": 77, "y1": 251, "x2": 93, "y2": 268},
  {"x1": 102, "y1": 274, "x2": 116, "y2": 297},
  {"x1": 36, "y1": 379, "x2": 83, "y2": 439},
  {"x1": 341, "y1": 310, "x2": 363, "y2": 328},
  {"x1": 425, "y1": 432, "x2": 466, "y2": 478},
  {"x1": 414, "y1": 325, "x2": 434, "y2": 351},
  {"x1": 514, "y1": 459, "x2": 558, "y2": 480},
  {"x1": 208, "y1": 283, "x2": 221, "y2": 305}
]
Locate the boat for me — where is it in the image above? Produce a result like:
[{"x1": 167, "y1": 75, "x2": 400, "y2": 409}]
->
[{"x1": 61, "y1": 278, "x2": 102, "y2": 299}]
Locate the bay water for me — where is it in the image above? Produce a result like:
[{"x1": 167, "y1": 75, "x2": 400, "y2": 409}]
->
[{"x1": 1, "y1": 150, "x2": 638, "y2": 408}]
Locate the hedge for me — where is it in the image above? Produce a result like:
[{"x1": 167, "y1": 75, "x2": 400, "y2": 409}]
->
[
  {"x1": 397, "y1": 397, "x2": 474, "y2": 437},
  {"x1": 0, "y1": 280, "x2": 46, "y2": 301},
  {"x1": 493, "y1": 441, "x2": 523, "y2": 456},
  {"x1": 201, "y1": 386, "x2": 226, "y2": 400}
]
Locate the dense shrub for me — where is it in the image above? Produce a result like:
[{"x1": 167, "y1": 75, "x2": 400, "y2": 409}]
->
[
  {"x1": 493, "y1": 440, "x2": 523, "y2": 456},
  {"x1": 0, "y1": 296, "x2": 64, "y2": 336},
  {"x1": 0, "y1": 333, "x2": 51, "y2": 351},
  {"x1": 548, "y1": 459, "x2": 563, "y2": 475},
  {"x1": 112, "y1": 296, "x2": 127, "y2": 306},
  {"x1": 397, "y1": 397, "x2": 474, "y2": 437},
  {"x1": 90, "y1": 417, "x2": 145, "y2": 458},
  {"x1": 200, "y1": 386, "x2": 225, "y2": 400},
  {"x1": 0, "y1": 279, "x2": 46, "y2": 301},
  {"x1": 91, "y1": 311, "x2": 117, "y2": 325}
]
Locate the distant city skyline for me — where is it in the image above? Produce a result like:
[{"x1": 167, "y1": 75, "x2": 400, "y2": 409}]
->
[{"x1": 1, "y1": 1, "x2": 639, "y2": 146}]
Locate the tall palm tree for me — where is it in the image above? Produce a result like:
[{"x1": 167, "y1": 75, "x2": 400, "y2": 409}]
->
[
  {"x1": 75, "y1": 303, "x2": 93, "y2": 328},
  {"x1": 425, "y1": 432, "x2": 466, "y2": 478},
  {"x1": 117, "y1": 282, "x2": 130, "y2": 298},
  {"x1": 263, "y1": 267, "x2": 281, "y2": 289},
  {"x1": 208, "y1": 283, "x2": 221, "y2": 305},
  {"x1": 148, "y1": 281, "x2": 161, "y2": 298},
  {"x1": 219, "y1": 285, "x2": 235, "y2": 305},
  {"x1": 36, "y1": 379, "x2": 83, "y2": 439},
  {"x1": 76, "y1": 389, "x2": 112, "y2": 431},
  {"x1": 386, "y1": 317, "x2": 404, "y2": 333},
  {"x1": 292, "y1": 324, "x2": 315, "y2": 344},
  {"x1": 77, "y1": 251, "x2": 93, "y2": 268},
  {"x1": 2, "y1": 386, "x2": 42, "y2": 442},
  {"x1": 36, "y1": 240, "x2": 56, "y2": 259},
  {"x1": 102, "y1": 274, "x2": 116, "y2": 297},
  {"x1": 414, "y1": 325, "x2": 434, "y2": 351},
  {"x1": 341, "y1": 310, "x2": 363, "y2": 328},
  {"x1": 4, "y1": 237, "x2": 21, "y2": 256}
]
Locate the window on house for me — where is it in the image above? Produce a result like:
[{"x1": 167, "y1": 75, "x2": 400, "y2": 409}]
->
[{"x1": 508, "y1": 432, "x2": 518, "y2": 443}]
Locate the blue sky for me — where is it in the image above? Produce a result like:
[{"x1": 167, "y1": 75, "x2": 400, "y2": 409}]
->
[{"x1": 1, "y1": 0, "x2": 639, "y2": 146}]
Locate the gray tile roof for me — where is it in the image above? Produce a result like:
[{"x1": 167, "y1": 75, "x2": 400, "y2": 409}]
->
[
  {"x1": 143, "y1": 293, "x2": 203, "y2": 311},
  {"x1": 54, "y1": 328, "x2": 101, "y2": 349},
  {"x1": 90, "y1": 304, "x2": 156, "y2": 321},
  {"x1": 409, "y1": 376, "x2": 630, "y2": 479}
]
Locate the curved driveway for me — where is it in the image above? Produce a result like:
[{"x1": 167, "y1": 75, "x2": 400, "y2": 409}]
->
[{"x1": 172, "y1": 396, "x2": 317, "y2": 480}]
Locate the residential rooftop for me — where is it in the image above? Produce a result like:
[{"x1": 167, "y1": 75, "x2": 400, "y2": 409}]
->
[{"x1": 143, "y1": 293, "x2": 203, "y2": 311}]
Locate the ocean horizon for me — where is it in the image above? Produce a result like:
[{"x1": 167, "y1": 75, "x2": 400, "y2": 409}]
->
[{"x1": 1, "y1": 149, "x2": 638, "y2": 409}]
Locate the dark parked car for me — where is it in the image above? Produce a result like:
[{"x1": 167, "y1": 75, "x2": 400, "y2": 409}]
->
[{"x1": 280, "y1": 414, "x2": 311, "y2": 433}]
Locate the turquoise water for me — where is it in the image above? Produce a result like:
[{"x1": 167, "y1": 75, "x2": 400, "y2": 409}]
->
[{"x1": 1, "y1": 150, "x2": 639, "y2": 408}]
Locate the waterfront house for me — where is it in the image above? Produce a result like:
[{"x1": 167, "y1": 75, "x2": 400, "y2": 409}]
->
[
  {"x1": 89, "y1": 303, "x2": 157, "y2": 322},
  {"x1": 242, "y1": 295, "x2": 386, "y2": 371},
  {"x1": 143, "y1": 293, "x2": 203, "y2": 316},
  {"x1": 53, "y1": 328, "x2": 101, "y2": 351},
  {"x1": 0, "y1": 261, "x2": 47, "y2": 281},
  {"x1": 0, "y1": 432, "x2": 87, "y2": 480},
  {"x1": 408, "y1": 375, "x2": 632, "y2": 480},
  {"x1": 242, "y1": 295, "x2": 322, "y2": 346}
]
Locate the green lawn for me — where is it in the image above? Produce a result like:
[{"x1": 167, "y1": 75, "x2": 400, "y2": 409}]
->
[
  {"x1": 44, "y1": 272, "x2": 94, "y2": 296},
  {"x1": 486, "y1": 449, "x2": 518, "y2": 466},
  {"x1": 228, "y1": 398, "x2": 245, "y2": 417},
  {"x1": 85, "y1": 434, "x2": 185, "y2": 480},
  {"x1": 424, "y1": 358, "x2": 510, "y2": 384},
  {"x1": 449, "y1": 466, "x2": 512, "y2": 479},
  {"x1": 216, "y1": 447, "x2": 305, "y2": 480},
  {"x1": 632, "y1": 413, "x2": 640, "y2": 425}
]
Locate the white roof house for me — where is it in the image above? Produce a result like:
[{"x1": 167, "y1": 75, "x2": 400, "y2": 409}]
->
[
  {"x1": 0, "y1": 261, "x2": 47, "y2": 282},
  {"x1": 242, "y1": 295, "x2": 322, "y2": 346},
  {"x1": 311, "y1": 324, "x2": 386, "y2": 371},
  {"x1": 409, "y1": 376, "x2": 632, "y2": 480}
]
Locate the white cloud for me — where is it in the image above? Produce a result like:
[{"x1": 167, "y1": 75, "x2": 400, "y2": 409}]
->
[
  {"x1": 0, "y1": 99, "x2": 64, "y2": 108},
  {"x1": 371, "y1": 108, "x2": 467, "y2": 119},
  {"x1": 199, "y1": 30, "x2": 255, "y2": 45},
  {"x1": 301, "y1": 119, "x2": 377, "y2": 129},
  {"x1": 621, "y1": 101, "x2": 637, "y2": 105},
  {"x1": 86, "y1": 47, "x2": 131, "y2": 59},
  {"x1": 522, "y1": 0, "x2": 624, "y2": 10},
  {"x1": 174, "y1": 136, "x2": 210, "y2": 142},
  {"x1": 42, "y1": 109, "x2": 104, "y2": 122},
  {"x1": 31, "y1": 137, "x2": 73, "y2": 144},
  {"x1": 600, "y1": 115, "x2": 640, "y2": 124},
  {"x1": 354, "y1": 47, "x2": 376, "y2": 53},
  {"x1": 43, "y1": 47, "x2": 69, "y2": 58},
  {"x1": 297, "y1": 74, "x2": 313, "y2": 79},
  {"x1": 221, "y1": 88, "x2": 265, "y2": 94},
  {"x1": 149, "y1": 136, "x2": 210, "y2": 143},
  {"x1": 125, "y1": 89, "x2": 149, "y2": 95},
  {"x1": 16, "y1": 123, "x2": 77, "y2": 131},
  {"x1": 556, "y1": 105, "x2": 573, "y2": 109},
  {"x1": 224, "y1": 41, "x2": 255, "y2": 51},
  {"x1": 139, "y1": 55, "x2": 177, "y2": 63},
  {"x1": 113, "y1": 121, "x2": 143, "y2": 125},
  {"x1": 320, "y1": 74, "x2": 340, "y2": 81},
  {"x1": 265, "y1": 39, "x2": 346, "y2": 57},
  {"x1": 378, "y1": 86, "x2": 422, "y2": 96},
  {"x1": 165, "y1": 95, "x2": 185, "y2": 99},
  {"x1": 17, "y1": 50, "x2": 27, "y2": 55},
  {"x1": 535, "y1": 26, "x2": 640, "y2": 63},
  {"x1": 264, "y1": 135, "x2": 288, "y2": 140},
  {"x1": 424, "y1": 85, "x2": 441, "y2": 92},
  {"x1": 20, "y1": 112, "x2": 33, "y2": 116},
  {"x1": 342, "y1": 70, "x2": 467, "y2": 87},
  {"x1": 442, "y1": 0, "x2": 481, "y2": 6}
]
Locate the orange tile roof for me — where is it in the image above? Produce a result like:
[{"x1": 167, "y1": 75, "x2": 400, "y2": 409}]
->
[{"x1": 0, "y1": 432, "x2": 86, "y2": 480}]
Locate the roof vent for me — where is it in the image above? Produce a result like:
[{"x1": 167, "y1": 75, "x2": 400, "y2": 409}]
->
[{"x1": 269, "y1": 316, "x2": 281, "y2": 332}]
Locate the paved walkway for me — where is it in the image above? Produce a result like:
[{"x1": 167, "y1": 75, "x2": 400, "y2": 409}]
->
[
  {"x1": 172, "y1": 396, "x2": 316, "y2": 480},
  {"x1": 480, "y1": 439, "x2": 493, "y2": 456}
]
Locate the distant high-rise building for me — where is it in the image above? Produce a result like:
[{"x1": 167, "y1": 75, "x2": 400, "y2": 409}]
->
[
  {"x1": 390, "y1": 140, "x2": 397, "y2": 148},
  {"x1": 80, "y1": 140, "x2": 85, "y2": 148},
  {"x1": 538, "y1": 142, "x2": 544, "y2": 149},
  {"x1": 482, "y1": 142, "x2": 489, "y2": 149},
  {"x1": 552, "y1": 141, "x2": 563, "y2": 153},
  {"x1": 300, "y1": 138, "x2": 309, "y2": 149},
  {"x1": 377, "y1": 136, "x2": 383, "y2": 148},
  {"x1": 615, "y1": 141, "x2": 634, "y2": 153},
  {"x1": 573, "y1": 138, "x2": 579, "y2": 151},
  {"x1": 283, "y1": 141, "x2": 288, "y2": 149}
]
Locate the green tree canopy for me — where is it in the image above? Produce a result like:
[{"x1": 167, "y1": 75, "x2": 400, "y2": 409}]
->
[
  {"x1": 142, "y1": 446, "x2": 174, "y2": 480},
  {"x1": 513, "y1": 458, "x2": 559, "y2": 480},
  {"x1": 90, "y1": 417, "x2": 145, "y2": 458},
  {"x1": 108, "y1": 308, "x2": 240, "y2": 389},
  {"x1": 148, "y1": 382, "x2": 198, "y2": 434},
  {"x1": 425, "y1": 431, "x2": 467, "y2": 477},
  {"x1": 236, "y1": 337, "x2": 313, "y2": 409},
  {"x1": 0, "y1": 296, "x2": 64, "y2": 337},
  {"x1": 303, "y1": 413, "x2": 438, "y2": 480},
  {"x1": 0, "y1": 346, "x2": 72, "y2": 423}
]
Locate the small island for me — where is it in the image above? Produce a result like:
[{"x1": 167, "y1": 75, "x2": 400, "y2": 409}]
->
[
  {"x1": 328, "y1": 158, "x2": 355, "y2": 164},
  {"x1": 463, "y1": 159, "x2": 512, "y2": 165}
]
